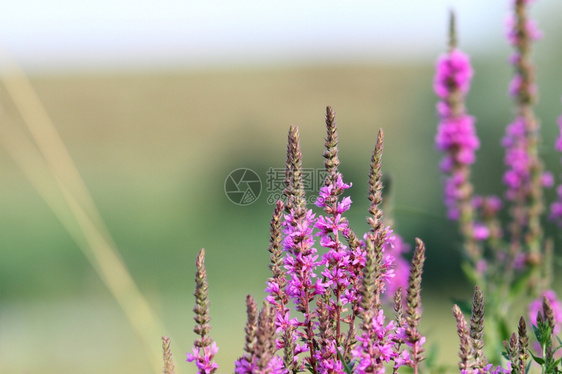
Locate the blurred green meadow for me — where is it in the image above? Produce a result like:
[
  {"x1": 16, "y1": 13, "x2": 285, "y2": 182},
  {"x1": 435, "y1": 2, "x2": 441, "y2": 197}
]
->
[{"x1": 1, "y1": 57, "x2": 561, "y2": 372}]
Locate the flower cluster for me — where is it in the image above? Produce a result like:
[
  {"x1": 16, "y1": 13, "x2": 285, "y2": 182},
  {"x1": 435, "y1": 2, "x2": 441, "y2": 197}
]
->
[
  {"x1": 501, "y1": 0, "x2": 549, "y2": 256},
  {"x1": 434, "y1": 47, "x2": 479, "y2": 221},
  {"x1": 351, "y1": 309, "x2": 397, "y2": 373},
  {"x1": 181, "y1": 108, "x2": 425, "y2": 374},
  {"x1": 163, "y1": 1, "x2": 562, "y2": 374},
  {"x1": 529, "y1": 290, "x2": 562, "y2": 337},
  {"x1": 549, "y1": 113, "x2": 562, "y2": 225},
  {"x1": 434, "y1": 0, "x2": 562, "y2": 371}
]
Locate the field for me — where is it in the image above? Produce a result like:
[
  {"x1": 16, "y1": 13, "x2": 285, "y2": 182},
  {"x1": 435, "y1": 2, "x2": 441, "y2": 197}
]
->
[{"x1": 1, "y1": 61, "x2": 560, "y2": 373}]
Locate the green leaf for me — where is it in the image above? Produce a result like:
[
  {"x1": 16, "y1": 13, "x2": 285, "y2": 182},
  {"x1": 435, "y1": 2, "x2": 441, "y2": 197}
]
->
[
  {"x1": 532, "y1": 324, "x2": 541, "y2": 340},
  {"x1": 337, "y1": 348, "x2": 353, "y2": 374},
  {"x1": 529, "y1": 350, "x2": 545, "y2": 365},
  {"x1": 525, "y1": 360, "x2": 532, "y2": 374}
]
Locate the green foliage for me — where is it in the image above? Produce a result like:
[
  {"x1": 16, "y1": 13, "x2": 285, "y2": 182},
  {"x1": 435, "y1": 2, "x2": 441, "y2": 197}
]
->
[{"x1": 529, "y1": 316, "x2": 562, "y2": 373}]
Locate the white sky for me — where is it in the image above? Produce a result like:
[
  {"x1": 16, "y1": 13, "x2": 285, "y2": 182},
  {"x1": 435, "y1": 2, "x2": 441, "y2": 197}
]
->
[{"x1": 0, "y1": 0, "x2": 556, "y2": 72}]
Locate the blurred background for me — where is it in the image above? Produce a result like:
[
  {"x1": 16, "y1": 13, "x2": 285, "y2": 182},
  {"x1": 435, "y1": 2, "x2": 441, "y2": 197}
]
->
[{"x1": 1, "y1": 1, "x2": 562, "y2": 373}]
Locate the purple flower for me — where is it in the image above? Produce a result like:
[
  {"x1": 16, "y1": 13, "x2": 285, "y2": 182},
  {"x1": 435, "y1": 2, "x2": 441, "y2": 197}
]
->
[
  {"x1": 435, "y1": 116, "x2": 480, "y2": 164},
  {"x1": 550, "y1": 113, "x2": 562, "y2": 225},
  {"x1": 472, "y1": 195, "x2": 502, "y2": 217},
  {"x1": 442, "y1": 172, "x2": 470, "y2": 220},
  {"x1": 336, "y1": 196, "x2": 352, "y2": 214},
  {"x1": 234, "y1": 354, "x2": 286, "y2": 374},
  {"x1": 315, "y1": 174, "x2": 352, "y2": 209},
  {"x1": 475, "y1": 259, "x2": 487, "y2": 276},
  {"x1": 314, "y1": 341, "x2": 346, "y2": 374},
  {"x1": 513, "y1": 253, "x2": 527, "y2": 270},
  {"x1": 555, "y1": 114, "x2": 562, "y2": 152},
  {"x1": 351, "y1": 310, "x2": 398, "y2": 374},
  {"x1": 541, "y1": 172, "x2": 554, "y2": 188},
  {"x1": 283, "y1": 208, "x2": 324, "y2": 313},
  {"x1": 472, "y1": 223, "x2": 490, "y2": 241},
  {"x1": 506, "y1": 15, "x2": 542, "y2": 46},
  {"x1": 393, "y1": 349, "x2": 412, "y2": 371},
  {"x1": 529, "y1": 290, "x2": 562, "y2": 335},
  {"x1": 186, "y1": 342, "x2": 219, "y2": 374},
  {"x1": 383, "y1": 234, "x2": 410, "y2": 301},
  {"x1": 356, "y1": 230, "x2": 398, "y2": 297},
  {"x1": 508, "y1": 73, "x2": 538, "y2": 98},
  {"x1": 315, "y1": 174, "x2": 354, "y2": 288},
  {"x1": 434, "y1": 47, "x2": 479, "y2": 220},
  {"x1": 550, "y1": 188, "x2": 562, "y2": 226},
  {"x1": 434, "y1": 49, "x2": 474, "y2": 98},
  {"x1": 315, "y1": 214, "x2": 348, "y2": 238},
  {"x1": 502, "y1": 117, "x2": 532, "y2": 199},
  {"x1": 482, "y1": 362, "x2": 512, "y2": 374}
]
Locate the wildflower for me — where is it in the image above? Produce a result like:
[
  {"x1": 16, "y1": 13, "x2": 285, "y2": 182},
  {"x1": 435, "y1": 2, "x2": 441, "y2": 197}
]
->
[
  {"x1": 505, "y1": 14, "x2": 542, "y2": 47},
  {"x1": 472, "y1": 223, "x2": 490, "y2": 241},
  {"x1": 502, "y1": 0, "x2": 545, "y2": 259},
  {"x1": 162, "y1": 336, "x2": 176, "y2": 374},
  {"x1": 434, "y1": 49, "x2": 474, "y2": 98},
  {"x1": 434, "y1": 12, "x2": 480, "y2": 238},
  {"x1": 482, "y1": 362, "x2": 512, "y2": 374},
  {"x1": 234, "y1": 299, "x2": 287, "y2": 374},
  {"x1": 186, "y1": 249, "x2": 219, "y2": 374},
  {"x1": 315, "y1": 174, "x2": 352, "y2": 211},
  {"x1": 186, "y1": 343, "x2": 219, "y2": 374},
  {"x1": 541, "y1": 172, "x2": 554, "y2": 188},
  {"x1": 186, "y1": 111, "x2": 426, "y2": 374},
  {"x1": 529, "y1": 290, "x2": 562, "y2": 336},
  {"x1": 549, "y1": 112, "x2": 562, "y2": 225},
  {"x1": 502, "y1": 117, "x2": 531, "y2": 199},
  {"x1": 556, "y1": 114, "x2": 562, "y2": 152},
  {"x1": 549, "y1": 186, "x2": 562, "y2": 226},
  {"x1": 351, "y1": 309, "x2": 398, "y2": 374},
  {"x1": 383, "y1": 234, "x2": 410, "y2": 300}
]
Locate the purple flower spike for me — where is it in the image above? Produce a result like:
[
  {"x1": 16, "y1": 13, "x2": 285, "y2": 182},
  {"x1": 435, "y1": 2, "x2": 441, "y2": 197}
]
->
[
  {"x1": 506, "y1": 15, "x2": 542, "y2": 47},
  {"x1": 434, "y1": 42, "x2": 479, "y2": 222},
  {"x1": 555, "y1": 114, "x2": 562, "y2": 152},
  {"x1": 435, "y1": 116, "x2": 479, "y2": 164},
  {"x1": 502, "y1": 117, "x2": 533, "y2": 200},
  {"x1": 502, "y1": 0, "x2": 545, "y2": 257},
  {"x1": 434, "y1": 49, "x2": 474, "y2": 98},
  {"x1": 315, "y1": 174, "x2": 352, "y2": 209},
  {"x1": 283, "y1": 208, "x2": 324, "y2": 312},
  {"x1": 482, "y1": 362, "x2": 512, "y2": 374},
  {"x1": 186, "y1": 342, "x2": 219, "y2": 374},
  {"x1": 530, "y1": 290, "x2": 562, "y2": 335},
  {"x1": 383, "y1": 234, "x2": 410, "y2": 301},
  {"x1": 351, "y1": 310, "x2": 398, "y2": 374},
  {"x1": 472, "y1": 223, "x2": 490, "y2": 241},
  {"x1": 549, "y1": 185, "x2": 562, "y2": 226},
  {"x1": 541, "y1": 172, "x2": 554, "y2": 188},
  {"x1": 550, "y1": 111, "x2": 562, "y2": 225}
]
